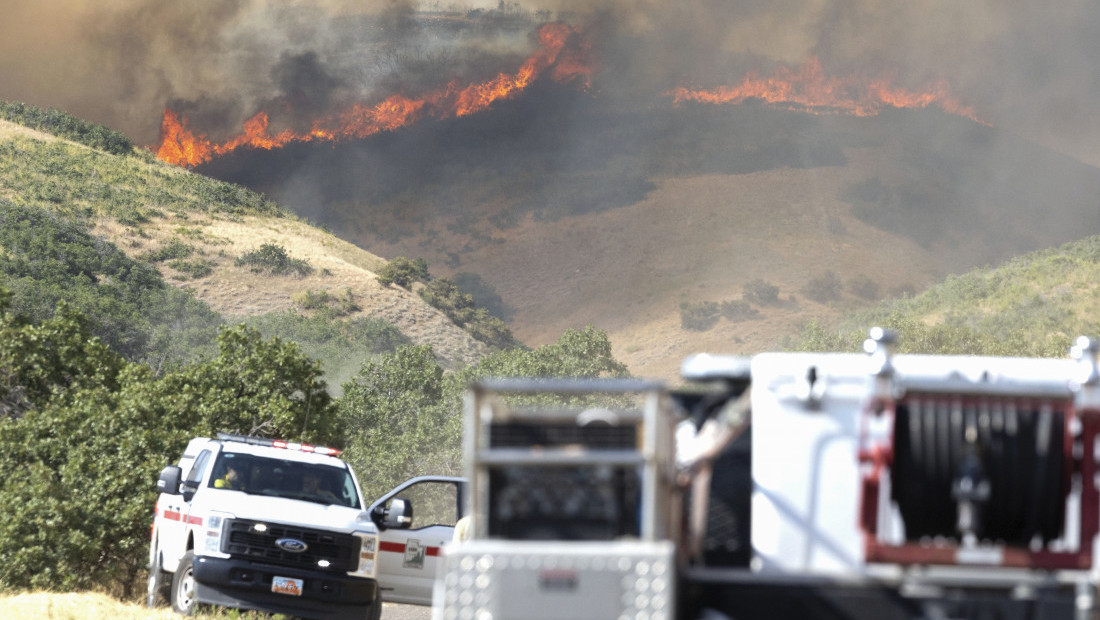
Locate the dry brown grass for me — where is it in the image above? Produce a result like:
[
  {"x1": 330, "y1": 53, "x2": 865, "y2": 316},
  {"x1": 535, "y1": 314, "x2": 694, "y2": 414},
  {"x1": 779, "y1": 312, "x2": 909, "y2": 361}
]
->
[
  {"x1": 0, "y1": 592, "x2": 417, "y2": 620},
  {"x1": 92, "y1": 212, "x2": 487, "y2": 370},
  {"x1": 0, "y1": 592, "x2": 180, "y2": 620},
  {"x1": 359, "y1": 149, "x2": 946, "y2": 382}
]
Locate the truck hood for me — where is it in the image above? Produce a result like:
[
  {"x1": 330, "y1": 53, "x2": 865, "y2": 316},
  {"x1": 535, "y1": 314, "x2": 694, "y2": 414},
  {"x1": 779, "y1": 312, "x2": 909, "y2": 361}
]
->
[{"x1": 202, "y1": 492, "x2": 377, "y2": 534}]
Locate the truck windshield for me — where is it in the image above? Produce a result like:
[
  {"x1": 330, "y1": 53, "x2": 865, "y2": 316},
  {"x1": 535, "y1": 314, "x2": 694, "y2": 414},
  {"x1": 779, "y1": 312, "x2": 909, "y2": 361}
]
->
[{"x1": 208, "y1": 452, "x2": 361, "y2": 509}]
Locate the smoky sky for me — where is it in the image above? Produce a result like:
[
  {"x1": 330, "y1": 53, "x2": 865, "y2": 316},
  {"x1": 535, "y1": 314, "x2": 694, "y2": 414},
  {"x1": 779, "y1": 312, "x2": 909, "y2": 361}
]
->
[{"x1": 2, "y1": 0, "x2": 1100, "y2": 164}]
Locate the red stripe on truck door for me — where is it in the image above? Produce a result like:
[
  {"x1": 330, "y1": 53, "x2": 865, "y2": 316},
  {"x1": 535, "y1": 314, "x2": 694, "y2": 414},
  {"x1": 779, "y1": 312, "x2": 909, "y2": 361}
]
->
[{"x1": 379, "y1": 541, "x2": 442, "y2": 556}]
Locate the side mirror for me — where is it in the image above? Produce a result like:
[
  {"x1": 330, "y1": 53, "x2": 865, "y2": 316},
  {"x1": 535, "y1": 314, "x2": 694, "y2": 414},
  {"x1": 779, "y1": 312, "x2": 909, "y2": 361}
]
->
[
  {"x1": 373, "y1": 497, "x2": 414, "y2": 530},
  {"x1": 157, "y1": 466, "x2": 183, "y2": 495},
  {"x1": 180, "y1": 479, "x2": 200, "y2": 502}
]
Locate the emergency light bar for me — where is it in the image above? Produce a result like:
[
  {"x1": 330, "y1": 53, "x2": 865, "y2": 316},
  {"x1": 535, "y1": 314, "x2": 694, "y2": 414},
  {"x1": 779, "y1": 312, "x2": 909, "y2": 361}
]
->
[{"x1": 215, "y1": 432, "x2": 342, "y2": 456}]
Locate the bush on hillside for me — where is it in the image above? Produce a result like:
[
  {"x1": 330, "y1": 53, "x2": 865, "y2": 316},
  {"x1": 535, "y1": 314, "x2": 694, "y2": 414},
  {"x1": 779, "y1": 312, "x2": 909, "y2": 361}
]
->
[
  {"x1": 848, "y1": 274, "x2": 881, "y2": 300},
  {"x1": 235, "y1": 243, "x2": 313, "y2": 277},
  {"x1": 743, "y1": 278, "x2": 780, "y2": 305},
  {"x1": 139, "y1": 238, "x2": 195, "y2": 262},
  {"x1": 242, "y1": 310, "x2": 411, "y2": 389},
  {"x1": 0, "y1": 100, "x2": 134, "y2": 156},
  {"x1": 0, "y1": 202, "x2": 221, "y2": 369},
  {"x1": 720, "y1": 299, "x2": 760, "y2": 321},
  {"x1": 167, "y1": 258, "x2": 214, "y2": 279},
  {"x1": 293, "y1": 288, "x2": 361, "y2": 317},
  {"x1": 376, "y1": 256, "x2": 429, "y2": 289},
  {"x1": 802, "y1": 270, "x2": 842, "y2": 303},
  {"x1": 680, "y1": 301, "x2": 720, "y2": 331},
  {"x1": 419, "y1": 278, "x2": 520, "y2": 349},
  {"x1": 451, "y1": 271, "x2": 514, "y2": 321}
]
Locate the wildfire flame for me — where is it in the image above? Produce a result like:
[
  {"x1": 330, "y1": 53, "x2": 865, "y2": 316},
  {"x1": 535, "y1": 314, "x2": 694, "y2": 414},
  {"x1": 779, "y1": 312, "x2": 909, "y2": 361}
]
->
[
  {"x1": 668, "y1": 57, "x2": 983, "y2": 123},
  {"x1": 157, "y1": 31, "x2": 984, "y2": 168},
  {"x1": 156, "y1": 22, "x2": 592, "y2": 167}
]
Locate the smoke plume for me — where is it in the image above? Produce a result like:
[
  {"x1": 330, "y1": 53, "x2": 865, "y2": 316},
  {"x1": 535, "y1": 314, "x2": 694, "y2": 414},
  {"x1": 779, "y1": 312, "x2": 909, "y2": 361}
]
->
[{"x1": 1, "y1": 0, "x2": 1099, "y2": 164}]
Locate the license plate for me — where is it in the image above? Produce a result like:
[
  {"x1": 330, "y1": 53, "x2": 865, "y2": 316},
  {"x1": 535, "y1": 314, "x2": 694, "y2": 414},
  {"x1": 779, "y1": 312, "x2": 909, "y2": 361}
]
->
[{"x1": 272, "y1": 576, "x2": 303, "y2": 596}]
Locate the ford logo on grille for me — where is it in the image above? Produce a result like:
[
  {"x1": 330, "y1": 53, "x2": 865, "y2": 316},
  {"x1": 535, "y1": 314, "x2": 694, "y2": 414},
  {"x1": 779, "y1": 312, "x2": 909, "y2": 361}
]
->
[{"x1": 276, "y1": 538, "x2": 309, "y2": 553}]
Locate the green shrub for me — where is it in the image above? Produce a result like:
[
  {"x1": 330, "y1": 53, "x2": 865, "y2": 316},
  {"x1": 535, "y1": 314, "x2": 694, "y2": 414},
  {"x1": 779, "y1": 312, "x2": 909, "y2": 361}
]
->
[
  {"x1": 680, "y1": 301, "x2": 720, "y2": 331},
  {"x1": 0, "y1": 100, "x2": 134, "y2": 156},
  {"x1": 848, "y1": 274, "x2": 881, "y2": 300},
  {"x1": 802, "y1": 270, "x2": 842, "y2": 303},
  {"x1": 376, "y1": 256, "x2": 429, "y2": 289},
  {"x1": 720, "y1": 299, "x2": 760, "y2": 321},
  {"x1": 419, "y1": 278, "x2": 519, "y2": 349},
  {"x1": 452, "y1": 271, "x2": 514, "y2": 321},
  {"x1": 293, "y1": 288, "x2": 361, "y2": 317},
  {"x1": 295, "y1": 289, "x2": 331, "y2": 311},
  {"x1": 235, "y1": 243, "x2": 313, "y2": 277},
  {"x1": 0, "y1": 202, "x2": 221, "y2": 368},
  {"x1": 140, "y1": 238, "x2": 194, "y2": 263},
  {"x1": 167, "y1": 258, "x2": 214, "y2": 279},
  {"x1": 743, "y1": 278, "x2": 780, "y2": 305}
]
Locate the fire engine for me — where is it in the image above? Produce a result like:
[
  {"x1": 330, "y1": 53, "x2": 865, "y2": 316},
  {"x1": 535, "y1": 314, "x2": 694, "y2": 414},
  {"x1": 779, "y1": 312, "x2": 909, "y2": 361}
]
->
[
  {"x1": 434, "y1": 329, "x2": 1100, "y2": 619},
  {"x1": 148, "y1": 433, "x2": 465, "y2": 619}
]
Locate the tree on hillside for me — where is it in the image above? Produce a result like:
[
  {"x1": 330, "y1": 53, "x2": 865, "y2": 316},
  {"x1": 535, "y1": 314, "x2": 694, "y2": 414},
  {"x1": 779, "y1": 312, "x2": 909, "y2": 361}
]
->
[
  {"x1": 0, "y1": 311, "x2": 339, "y2": 595},
  {"x1": 155, "y1": 325, "x2": 340, "y2": 446},
  {"x1": 339, "y1": 345, "x2": 459, "y2": 500},
  {"x1": 339, "y1": 326, "x2": 629, "y2": 499},
  {"x1": 461, "y1": 325, "x2": 628, "y2": 380},
  {"x1": 0, "y1": 296, "x2": 123, "y2": 419}
]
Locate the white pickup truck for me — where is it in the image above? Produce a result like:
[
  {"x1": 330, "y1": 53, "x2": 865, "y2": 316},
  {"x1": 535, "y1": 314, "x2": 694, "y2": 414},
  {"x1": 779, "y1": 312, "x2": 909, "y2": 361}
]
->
[{"x1": 147, "y1": 433, "x2": 465, "y2": 619}]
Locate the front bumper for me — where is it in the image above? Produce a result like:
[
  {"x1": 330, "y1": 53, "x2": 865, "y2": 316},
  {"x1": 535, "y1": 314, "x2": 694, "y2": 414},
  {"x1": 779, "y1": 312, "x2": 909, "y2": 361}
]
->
[{"x1": 193, "y1": 555, "x2": 378, "y2": 620}]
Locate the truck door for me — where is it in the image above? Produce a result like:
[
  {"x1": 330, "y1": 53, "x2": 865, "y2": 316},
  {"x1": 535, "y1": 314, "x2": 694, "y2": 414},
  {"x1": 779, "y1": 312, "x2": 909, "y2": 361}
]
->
[
  {"x1": 159, "y1": 449, "x2": 212, "y2": 571},
  {"x1": 369, "y1": 476, "x2": 465, "y2": 606}
]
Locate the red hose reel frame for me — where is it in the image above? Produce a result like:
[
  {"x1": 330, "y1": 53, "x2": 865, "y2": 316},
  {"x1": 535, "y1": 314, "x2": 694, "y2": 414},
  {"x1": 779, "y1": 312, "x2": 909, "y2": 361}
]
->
[{"x1": 857, "y1": 394, "x2": 1100, "y2": 571}]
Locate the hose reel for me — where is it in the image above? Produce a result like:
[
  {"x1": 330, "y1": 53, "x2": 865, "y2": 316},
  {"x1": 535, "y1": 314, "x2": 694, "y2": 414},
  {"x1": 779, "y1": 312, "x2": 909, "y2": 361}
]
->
[{"x1": 890, "y1": 396, "x2": 1067, "y2": 546}]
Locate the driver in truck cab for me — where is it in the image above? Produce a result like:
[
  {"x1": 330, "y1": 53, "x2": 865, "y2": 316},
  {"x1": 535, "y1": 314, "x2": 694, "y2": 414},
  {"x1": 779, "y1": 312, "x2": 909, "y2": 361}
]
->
[
  {"x1": 302, "y1": 470, "x2": 339, "y2": 503},
  {"x1": 213, "y1": 461, "x2": 245, "y2": 490}
]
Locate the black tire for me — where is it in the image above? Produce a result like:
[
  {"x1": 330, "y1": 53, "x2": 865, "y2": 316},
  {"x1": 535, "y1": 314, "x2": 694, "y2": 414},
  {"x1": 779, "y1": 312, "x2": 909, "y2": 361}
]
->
[
  {"x1": 171, "y1": 550, "x2": 199, "y2": 616},
  {"x1": 370, "y1": 593, "x2": 383, "y2": 620},
  {"x1": 146, "y1": 551, "x2": 171, "y2": 608}
]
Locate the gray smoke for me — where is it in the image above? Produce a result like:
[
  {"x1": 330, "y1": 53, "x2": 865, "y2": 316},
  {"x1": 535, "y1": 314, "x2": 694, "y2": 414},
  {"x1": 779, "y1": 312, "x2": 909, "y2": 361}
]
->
[{"x1": 1, "y1": 0, "x2": 1100, "y2": 164}]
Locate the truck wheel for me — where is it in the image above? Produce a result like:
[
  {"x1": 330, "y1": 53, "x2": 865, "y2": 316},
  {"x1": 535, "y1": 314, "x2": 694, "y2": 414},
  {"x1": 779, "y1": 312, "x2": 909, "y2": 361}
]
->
[
  {"x1": 146, "y1": 553, "x2": 171, "y2": 608},
  {"x1": 369, "y1": 593, "x2": 383, "y2": 620},
  {"x1": 171, "y1": 551, "x2": 199, "y2": 615}
]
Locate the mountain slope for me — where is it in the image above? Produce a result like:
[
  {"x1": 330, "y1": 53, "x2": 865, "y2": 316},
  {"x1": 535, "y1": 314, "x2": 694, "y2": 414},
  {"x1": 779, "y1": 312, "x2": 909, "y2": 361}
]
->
[
  {"x1": 792, "y1": 235, "x2": 1100, "y2": 357},
  {"x1": 0, "y1": 118, "x2": 487, "y2": 370},
  {"x1": 195, "y1": 95, "x2": 1100, "y2": 380}
]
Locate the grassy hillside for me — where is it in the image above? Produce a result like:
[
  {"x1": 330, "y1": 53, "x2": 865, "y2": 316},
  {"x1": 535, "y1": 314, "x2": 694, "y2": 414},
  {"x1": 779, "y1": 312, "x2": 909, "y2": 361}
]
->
[
  {"x1": 788, "y1": 235, "x2": 1100, "y2": 357},
  {"x1": 0, "y1": 116, "x2": 489, "y2": 378}
]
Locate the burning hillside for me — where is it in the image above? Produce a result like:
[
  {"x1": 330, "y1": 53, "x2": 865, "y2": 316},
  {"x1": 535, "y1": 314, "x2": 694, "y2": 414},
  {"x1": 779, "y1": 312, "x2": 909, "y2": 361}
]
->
[
  {"x1": 155, "y1": 20, "x2": 986, "y2": 169},
  {"x1": 669, "y1": 57, "x2": 983, "y2": 124},
  {"x1": 157, "y1": 22, "x2": 594, "y2": 167}
]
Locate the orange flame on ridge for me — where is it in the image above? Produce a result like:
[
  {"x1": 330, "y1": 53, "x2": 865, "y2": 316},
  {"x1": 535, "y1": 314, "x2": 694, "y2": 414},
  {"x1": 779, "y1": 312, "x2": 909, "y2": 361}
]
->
[
  {"x1": 156, "y1": 22, "x2": 591, "y2": 167},
  {"x1": 669, "y1": 57, "x2": 983, "y2": 123}
]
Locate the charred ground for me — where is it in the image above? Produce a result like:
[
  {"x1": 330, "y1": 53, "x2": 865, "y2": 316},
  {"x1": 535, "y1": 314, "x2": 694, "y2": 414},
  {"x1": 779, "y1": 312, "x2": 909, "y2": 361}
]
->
[{"x1": 194, "y1": 85, "x2": 1100, "y2": 379}]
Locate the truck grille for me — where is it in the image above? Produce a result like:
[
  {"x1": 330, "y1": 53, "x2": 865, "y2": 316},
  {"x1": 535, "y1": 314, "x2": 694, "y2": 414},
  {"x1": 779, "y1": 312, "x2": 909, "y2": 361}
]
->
[{"x1": 224, "y1": 519, "x2": 360, "y2": 572}]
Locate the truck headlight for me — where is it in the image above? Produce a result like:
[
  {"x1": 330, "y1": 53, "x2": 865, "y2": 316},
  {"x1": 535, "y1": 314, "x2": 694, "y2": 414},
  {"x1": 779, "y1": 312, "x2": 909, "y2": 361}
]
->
[
  {"x1": 353, "y1": 532, "x2": 378, "y2": 578},
  {"x1": 202, "y1": 512, "x2": 234, "y2": 557}
]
